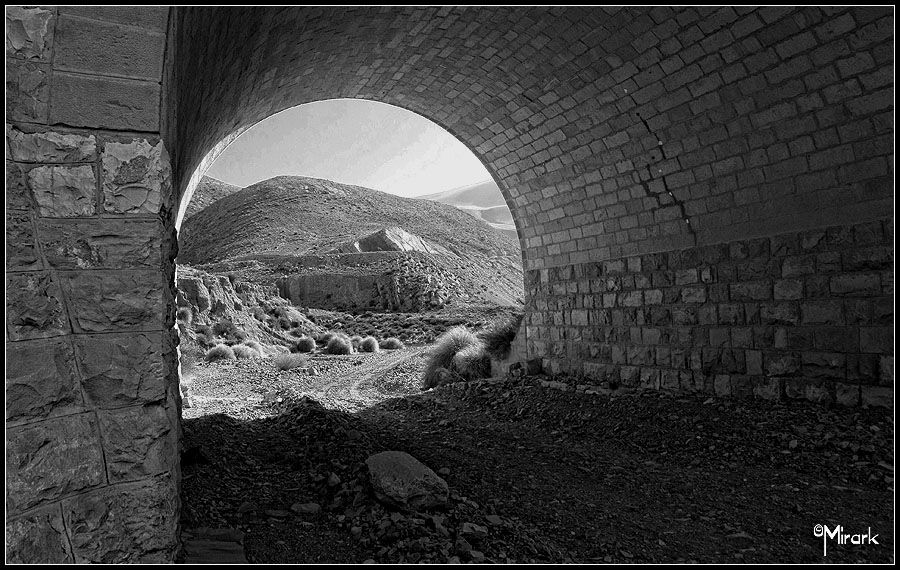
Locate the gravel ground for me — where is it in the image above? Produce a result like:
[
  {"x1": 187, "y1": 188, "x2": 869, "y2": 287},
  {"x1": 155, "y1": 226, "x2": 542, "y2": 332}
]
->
[{"x1": 180, "y1": 357, "x2": 893, "y2": 564}]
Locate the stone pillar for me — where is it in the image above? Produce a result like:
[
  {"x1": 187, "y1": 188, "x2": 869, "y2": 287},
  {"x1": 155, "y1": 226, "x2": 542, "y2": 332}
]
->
[{"x1": 6, "y1": 6, "x2": 180, "y2": 563}]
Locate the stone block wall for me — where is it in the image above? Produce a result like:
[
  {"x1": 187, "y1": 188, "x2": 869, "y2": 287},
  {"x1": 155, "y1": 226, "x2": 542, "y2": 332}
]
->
[
  {"x1": 526, "y1": 219, "x2": 893, "y2": 406},
  {"x1": 6, "y1": 6, "x2": 180, "y2": 563},
  {"x1": 5, "y1": 4, "x2": 895, "y2": 564}
]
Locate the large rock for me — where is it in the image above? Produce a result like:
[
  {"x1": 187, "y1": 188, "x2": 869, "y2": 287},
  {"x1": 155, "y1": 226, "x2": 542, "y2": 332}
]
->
[
  {"x1": 333, "y1": 226, "x2": 449, "y2": 255},
  {"x1": 365, "y1": 451, "x2": 449, "y2": 511}
]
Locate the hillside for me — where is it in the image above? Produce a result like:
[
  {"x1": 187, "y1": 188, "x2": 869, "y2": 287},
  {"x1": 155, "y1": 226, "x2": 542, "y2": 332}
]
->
[
  {"x1": 178, "y1": 175, "x2": 524, "y2": 308},
  {"x1": 183, "y1": 176, "x2": 243, "y2": 220},
  {"x1": 179, "y1": 176, "x2": 519, "y2": 263},
  {"x1": 419, "y1": 180, "x2": 517, "y2": 238}
]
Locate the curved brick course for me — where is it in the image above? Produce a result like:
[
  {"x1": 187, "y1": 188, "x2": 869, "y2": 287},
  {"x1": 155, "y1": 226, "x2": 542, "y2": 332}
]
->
[{"x1": 5, "y1": 5, "x2": 894, "y2": 563}]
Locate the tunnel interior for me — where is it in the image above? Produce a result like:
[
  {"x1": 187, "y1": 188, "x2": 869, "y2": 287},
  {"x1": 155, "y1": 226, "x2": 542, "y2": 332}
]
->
[{"x1": 5, "y1": 5, "x2": 894, "y2": 563}]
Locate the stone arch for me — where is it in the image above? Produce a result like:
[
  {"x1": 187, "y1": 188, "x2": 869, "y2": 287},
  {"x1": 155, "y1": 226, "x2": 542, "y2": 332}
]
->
[{"x1": 6, "y1": 5, "x2": 894, "y2": 563}]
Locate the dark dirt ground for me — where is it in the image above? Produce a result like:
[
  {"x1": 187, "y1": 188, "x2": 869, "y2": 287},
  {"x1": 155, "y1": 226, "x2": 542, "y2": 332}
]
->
[{"x1": 179, "y1": 375, "x2": 893, "y2": 564}]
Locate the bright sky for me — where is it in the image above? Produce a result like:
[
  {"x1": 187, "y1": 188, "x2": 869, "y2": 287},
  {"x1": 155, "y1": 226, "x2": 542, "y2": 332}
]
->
[{"x1": 206, "y1": 99, "x2": 492, "y2": 198}]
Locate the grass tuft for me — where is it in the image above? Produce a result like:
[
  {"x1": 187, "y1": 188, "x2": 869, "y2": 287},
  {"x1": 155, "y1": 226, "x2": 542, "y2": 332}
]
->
[{"x1": 205, "y1": 343, "x2": 236, "y2": 362}]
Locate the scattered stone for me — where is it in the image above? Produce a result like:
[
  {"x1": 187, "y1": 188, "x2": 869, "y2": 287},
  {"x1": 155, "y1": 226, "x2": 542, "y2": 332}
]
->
[
  {"x1": 290, "y1": 502, "x2": 321, "y2": 515},
  {"x1": 485, "y1": 515, "x2": 503, "y2": 526},
  {"x1": 366, "y1": 451, "x2": 449, "y2": 512}
]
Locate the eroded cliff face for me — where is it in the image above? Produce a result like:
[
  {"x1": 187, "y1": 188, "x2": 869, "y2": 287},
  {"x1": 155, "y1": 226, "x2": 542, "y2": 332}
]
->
[
  {"x1": 275, "y1": 253, "x2": 468, "y2": 312},
  {"x1": 176, "y1": 266, "x2": 319, "y2": 346}
]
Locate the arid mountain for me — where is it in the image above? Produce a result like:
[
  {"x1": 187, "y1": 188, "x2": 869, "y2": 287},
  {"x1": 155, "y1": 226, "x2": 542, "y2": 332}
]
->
[
  {"x1": 178, "y1": 175, "x2": 524, "y2": 307},
  {"x1": 419, "y1": 180, "x2": 517, "y2": 239},
  {"x1": 183, "y1": 176, "x2": 243, "y2": 220}
]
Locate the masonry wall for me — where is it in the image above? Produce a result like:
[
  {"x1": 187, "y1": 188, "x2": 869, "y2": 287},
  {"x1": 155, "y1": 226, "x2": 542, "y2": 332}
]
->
[
  {"x1": 526, "y1": 220, "x2": 893, "y2": 406},
  {"x1": 5, "y1": 6, "x2": 180, "y2": 563},
  {"x1": 4, "y1": 4, "x2": 894, "y2": 564}
]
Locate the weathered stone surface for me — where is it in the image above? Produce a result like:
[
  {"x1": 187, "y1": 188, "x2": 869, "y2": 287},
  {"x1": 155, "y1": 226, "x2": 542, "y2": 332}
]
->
[
  {"x1": 6, "y1": 339, "x2": 84, "y2": 422},
  {"x1": 7, "y1": 161, "x2": 34, "y2": 210},
  {"x1": 102, "y1": 139, "x2": 169, "y2": 214},
  {"x1": 860, "y1": 386, "x2": 892, "y2": 408},
  {"x1": 6, "y1": 413, "x2": 106, "y2": 513},
  {"x1": 784, "y1": 378, "x2": 833, "y2": 404},
  {"x1": 49, "y1": 72, "x2": 160, "y2": 131},
  {"x1": 38, "y1": 218, "x2": 161, "y2": 269},
  {"x1": 5, "y1": 6, "x2": 55, "y2": 60},
  {"x1": 60, "y1": 271, "x2": 163, "y2": 332},
  {"x1": 6, "y1": 60, "x2": 49, "y2": 122},
  {"x1": 98, "y1": 405, "x2": 176, "y2": 482},
  {"x1": 6, "y1": 211, "x2": 42, "y2": 270},
  {"x1": 74, "y1": 333, "x2": 166, "y2": 407},
  {"x1": 7, "y1": 124, "x2": 97, "y2": 163},
  {"x1": 6, "y1": 272, "x2": 70, "y2": 340},
  {"x1": 5, "y1": 504, "x2": 72, "y2": 564},
  {"x1": 28, "y1": 165, "x2": 96, "y2": 217},
  {"x1": 63, "y1": 475, "x2": 178, "y2": 563},
  {"x1": 55, "y1": 15, "x2": 166, "y2": 80},
  {"x1": 366, "y1": 451, "x2": 449, "y2": 511},
  {"x1": 57, "y1": 6, "x2": 169, "y2": 32}
]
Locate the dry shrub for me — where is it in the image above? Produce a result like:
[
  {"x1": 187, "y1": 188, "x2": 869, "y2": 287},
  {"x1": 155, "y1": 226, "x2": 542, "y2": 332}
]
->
[
  {"x1": 360, "y1": 336, "x2": 380, "y2": 353},
  {"x1": 176, "y1": 307, "x2": 192, "y2": 325},
  {"x1": 205, "y1": 343, "x2": 236, "y2": 362},
  {"x1": 422, "y1": 326, "x2": 480, "y2": 389},
  {"x1": 451, "y1": 343, "x2": 491, "y2": 380},
  {"x1": 379, "y1": 337, "x2": 404, "y2": 350},
  {"x1": 325, "y1": 334, "x2": 353, "y2": 355},
  {"x1": 292, "y1": 336, "x2": 316, "y2": 353},
  {"x1": 233, "y1": 344, "x2": 261, "y2": 359},
  {"x1": 274, "y1": 352, "x2": 307, "y2": 371},
  {"x1": 478, "y1": 313, "x2": 524, "y2": 360}
]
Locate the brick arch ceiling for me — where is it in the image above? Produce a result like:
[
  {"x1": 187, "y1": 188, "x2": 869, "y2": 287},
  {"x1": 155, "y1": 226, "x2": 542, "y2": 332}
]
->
[{"x1": 169, "y1": 6, "x2": 892, "y2": 273}]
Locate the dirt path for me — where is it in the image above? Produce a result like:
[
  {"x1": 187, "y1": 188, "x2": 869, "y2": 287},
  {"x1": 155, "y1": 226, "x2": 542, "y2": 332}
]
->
[{"x1": 182, "y1": 345, "x2": 427, "y2": 420}]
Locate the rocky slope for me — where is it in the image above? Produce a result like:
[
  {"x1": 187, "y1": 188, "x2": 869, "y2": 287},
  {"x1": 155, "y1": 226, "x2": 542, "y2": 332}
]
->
[
  {"x1": 179, "y1": 176, "x2": 523, "y2": 308},
  {"x1": 183, "y1": 176, "x2": 243, "y2": 221},
  {"x1": 180, "y1": 176, "x2": 519, "y2": 263}
]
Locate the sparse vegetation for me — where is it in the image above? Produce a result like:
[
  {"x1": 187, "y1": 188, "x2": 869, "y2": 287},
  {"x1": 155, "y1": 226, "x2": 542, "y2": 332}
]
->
[
  {"x1": 232, "y1": 328, "x2": 248, "y2": 341},
  {"x1": 422, "y1": 326, "x2": 480, "y2": 389},
  {"x1": 195, "y1": 324, "x2": 212, "y2": 336},
  {"x1": 379, "y1": 337, "x2": 404, "y2": 350},
  {"x1": 244, "y1": 340, "x2": 265, "y2": 355},
  {"x1": 317, "y1": 331, "x2": 336, "y2": 345},
  {"x1": 233, "y1": 344, "x2": 261, "y2": 359},
  {"x1": 212, "y1": 318, "x2": 235, "y2": 337},
  {"x1": 292, "y1": 336, "x2": 316, "y2": 353},
  {"x1": 325, "y1": 334, "x2": 353, "y2": 355},
  {"x1": 451, "y1": 343, "x2": 491, "y2": 380},
  {"x1": 478, "y1": 313, "x2": 524, "y2": 360},
  {"x1": 176, "y1": 307, "x2": 192, "y2": 325},
  {"x1": 195, "y1": 333, "x2": 212, "y2": 348},
  {"x1": 274, "y1": 352, "x2": 307, "y2": 371},
  {"x1": 350, "y1": 335, "x2": 363, "y2": 350},
  {"x1": 205, "y1": 343, "x2": 236, "y2": 362},
  {"x1": 360, "y1": 336, "x2": 380, "y2": 353}
]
